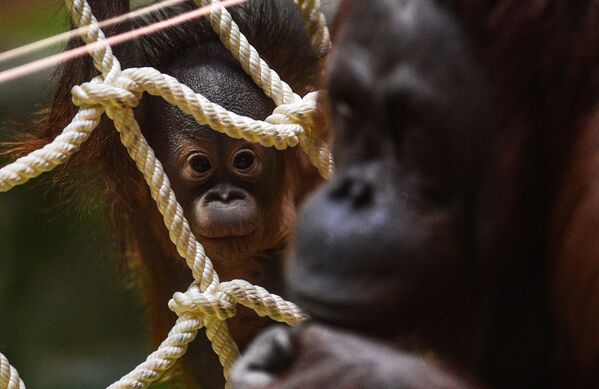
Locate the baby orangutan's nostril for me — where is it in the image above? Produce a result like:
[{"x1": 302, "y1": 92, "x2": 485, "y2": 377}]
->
[{"x1": 203, "y1": 188, "x2": 246, "y2": 204}]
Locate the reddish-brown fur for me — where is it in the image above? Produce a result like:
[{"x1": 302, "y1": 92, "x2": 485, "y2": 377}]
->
[{"x1": 458, "y1": 1, "x2": 599, "y2": 384}]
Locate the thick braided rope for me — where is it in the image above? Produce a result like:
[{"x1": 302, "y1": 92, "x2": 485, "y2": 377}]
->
[
  {"x1": 66, "y1": 0, "x2": 122, "y2": 82},
  {"x1": 0, "y1": 107, "x2": 102, "y2": 192},
  {"x1": 107, "y1": 314, "x2": 204, "y2": 389},
  {"x1": 122, "y1": 69, "x2": 303, "y2": 149},
  {"x1": 0, "y1": 354, "x2": 24, "y2": 389},
  {"x1": 0, "y1": 0, "x2": 330, "y2": 387},
  {"x1": 170, "y1": 280, "x2": 307, "y2": 324},
  {"x1": 295, "y1": 0, "x2": 331, "y2": 50},
  {"x1": 196, "y1": 0, "x2": 296, "y2": 106}
]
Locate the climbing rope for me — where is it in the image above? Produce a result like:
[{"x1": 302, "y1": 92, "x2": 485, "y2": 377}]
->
[
  {"x1": 0, "y1": 354, "x2": 24, "y2": 389},
  {"x1": 0, "y1": 0, "x2": 332, "y2": 388}
]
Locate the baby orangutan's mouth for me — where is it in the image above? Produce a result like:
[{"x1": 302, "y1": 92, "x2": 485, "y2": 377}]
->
[{"x1": 193, "y1": 200, "x2": 260, "y2": 239}]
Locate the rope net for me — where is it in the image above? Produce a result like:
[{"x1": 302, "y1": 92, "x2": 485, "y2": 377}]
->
[{"x1": 0, "y1": 0, "x2": 332, "y2": 387}]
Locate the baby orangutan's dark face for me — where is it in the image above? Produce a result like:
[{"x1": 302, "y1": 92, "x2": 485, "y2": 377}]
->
[{"x1": 146, "y1": 54, "x2": 290, "y2": 265}]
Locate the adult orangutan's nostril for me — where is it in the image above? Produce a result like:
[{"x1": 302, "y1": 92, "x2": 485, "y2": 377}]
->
[
  {"x1": 329, "y1": 176, "x2": 374, "y2": 209},
  {"x1": 351, "y1": 181, "x2": 373, "y2": 209},
  {"x1": 330, "y1": 177, "x2": 352, "y2": 200}
]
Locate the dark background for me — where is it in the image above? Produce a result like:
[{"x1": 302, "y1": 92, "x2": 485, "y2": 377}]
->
[{"x1": 0, "y1": 1, "x2": 147, "y2": 388}]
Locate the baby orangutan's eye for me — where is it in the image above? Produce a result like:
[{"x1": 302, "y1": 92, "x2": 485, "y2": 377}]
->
[
  {"x1": 232, "y1": 149, "x2": 258, "y2": 174},
  {"x1": 188, "y1": 153, "x2": 212, "y2": 175}
]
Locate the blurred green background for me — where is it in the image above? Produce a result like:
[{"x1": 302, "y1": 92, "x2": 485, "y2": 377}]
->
[{"x1": 0, "y1": 1, "x2": 148, "y2": 388}]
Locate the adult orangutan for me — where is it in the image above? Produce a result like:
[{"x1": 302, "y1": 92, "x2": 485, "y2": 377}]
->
[
  {"x1": 10, "y1": 0, "x2": 327, "y2": 387},
  {"x1": 231, "y1": 0, "x2": 599, "y2": 387}
]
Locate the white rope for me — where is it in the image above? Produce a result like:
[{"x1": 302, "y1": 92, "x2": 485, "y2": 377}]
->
[
  {"x1": 295, "y1": 0, "x2": 331, "y2": 50},
  {"x1": 0, "y1": 353, "x2": 25, "y2": 389},
  {"x1": 195, "y1": 0, "x2": 297, "y2": 106},
  {"x1": 0, "y1": 0, "x2": 331, "y2": 387},
  {"x1": 0, "y1": 107, "x2": 103, "y2": 192}
]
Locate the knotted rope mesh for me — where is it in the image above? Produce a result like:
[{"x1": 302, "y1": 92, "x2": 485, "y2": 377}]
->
[{"x1": 0, "y1": 0, "x2": 332, "y2": 387}]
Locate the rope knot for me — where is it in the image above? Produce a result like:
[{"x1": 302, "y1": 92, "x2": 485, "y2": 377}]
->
[
  {"x1": 263, "y1": 92, "x2": 320, "y2": 150},
  {"x1": 169, "y1": 283, "x2": 237, "y2": 321},
  {"x1": 266, "y1": 91, "x2": 319, "y2": 129},
  {"x1": 263, "y1": 91, "x2": 333, "y2": 179},
  {"x1": 167, "y1": 279, "x2": 309, "y2": 324},
  {"x1": 71, "y1": 75, "x2": 142, "y2": 110}
]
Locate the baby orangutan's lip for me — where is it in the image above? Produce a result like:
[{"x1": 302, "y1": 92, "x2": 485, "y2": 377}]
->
[{"x1": 193, "y1": 200, "x2": 260, "y2": 239}]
